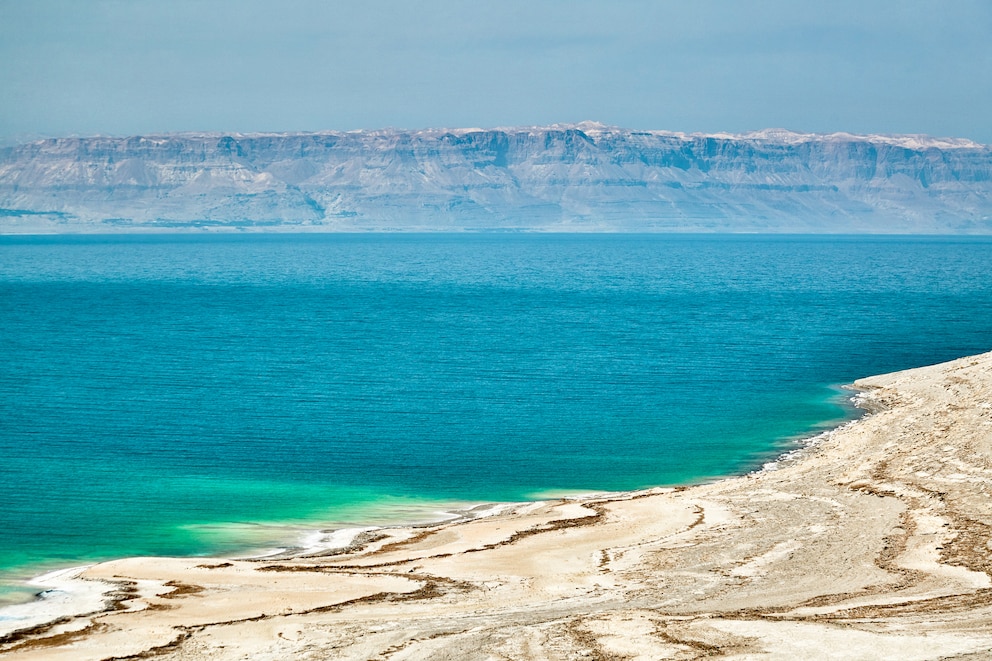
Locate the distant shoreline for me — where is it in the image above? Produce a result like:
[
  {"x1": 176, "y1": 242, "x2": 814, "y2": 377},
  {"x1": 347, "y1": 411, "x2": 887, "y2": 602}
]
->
[{"x1": 3, "y1": 126, "x2": 991, "y2": 234}]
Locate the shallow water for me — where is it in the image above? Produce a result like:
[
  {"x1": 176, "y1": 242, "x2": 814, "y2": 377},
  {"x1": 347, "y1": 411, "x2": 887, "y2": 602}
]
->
[{"x1": 1, "y1": 233, "x2": 991, "y2": 596}]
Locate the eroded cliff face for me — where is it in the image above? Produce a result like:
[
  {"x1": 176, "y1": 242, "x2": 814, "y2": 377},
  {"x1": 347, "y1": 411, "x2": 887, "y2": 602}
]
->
[{"x1": 2, "y1": 123, "x2": 990, "y2": 232}]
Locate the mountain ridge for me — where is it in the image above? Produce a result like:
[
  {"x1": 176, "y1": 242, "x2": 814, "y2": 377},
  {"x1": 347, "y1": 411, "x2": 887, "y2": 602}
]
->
[{"x1": 2, "y1": 124, "x2": 991, "y2": 233}]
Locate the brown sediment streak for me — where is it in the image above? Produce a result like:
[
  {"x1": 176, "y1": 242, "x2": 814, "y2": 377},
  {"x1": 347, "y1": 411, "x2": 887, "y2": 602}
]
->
[
  {"x1": 463, "y1": 504, "x2": 606, "y2": 553},
  {"x1": 565, "y1": 618, "x2": 628, "y2": 661},
  {"x1": 101, "y1": 631, "x2": 193, "y2": 660},
  {"x1": 158, "y1": 581, "x2": 204, "y2": 599},
  {"x1": 803, "y1": 588, "x2": 992, "y2": 620},
  {"x1": 0, "y1": 618, "x2": 76, "y2": 651},
  {"x1": 373, "y1": 529, "x2": 438, "y2": 555},
  {"x1": 942, "y1": 517, "x2": 992, "y2": 577}
]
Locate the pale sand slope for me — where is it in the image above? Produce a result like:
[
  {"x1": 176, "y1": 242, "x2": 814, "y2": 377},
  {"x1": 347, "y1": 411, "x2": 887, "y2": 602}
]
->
[{"x1": 2, "y1": 352, "x2": 992, "y2": 660}]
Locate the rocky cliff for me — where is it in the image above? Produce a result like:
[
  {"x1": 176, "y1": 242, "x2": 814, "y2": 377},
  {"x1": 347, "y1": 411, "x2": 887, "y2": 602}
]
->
[{"x1": 2, "y1": 122, "x2": 990, "y2": 232}]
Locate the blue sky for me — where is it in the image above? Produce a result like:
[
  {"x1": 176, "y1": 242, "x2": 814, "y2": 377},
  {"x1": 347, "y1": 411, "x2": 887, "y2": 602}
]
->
[{"x1": 2, "y1": 0, "x2": 990, "y2": 142}]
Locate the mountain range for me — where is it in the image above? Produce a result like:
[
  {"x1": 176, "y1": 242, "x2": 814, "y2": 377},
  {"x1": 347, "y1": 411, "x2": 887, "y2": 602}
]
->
[{"x1": 2, "y1": 122, "x2": 991, "y2": 233}]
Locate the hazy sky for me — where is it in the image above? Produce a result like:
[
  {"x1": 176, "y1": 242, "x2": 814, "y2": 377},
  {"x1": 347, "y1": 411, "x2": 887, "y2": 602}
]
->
[{"x1": 2, "y1": 0, "x2": 990, "y2": 142}]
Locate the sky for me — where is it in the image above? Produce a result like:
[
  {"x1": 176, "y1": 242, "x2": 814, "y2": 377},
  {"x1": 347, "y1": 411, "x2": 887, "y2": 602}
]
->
[{"x1": 1, "y1": 0, "x2": 991, "y2": 143}]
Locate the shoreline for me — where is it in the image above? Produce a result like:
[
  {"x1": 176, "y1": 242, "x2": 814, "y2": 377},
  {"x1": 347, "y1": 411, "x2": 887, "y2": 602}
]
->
[
  {"x1": 2, "y1": 352, "x2": 992, "y2": 658},
  {"x1": 0, "y1": 499, "x2": 523, "y2": 632},
  {"x1": 0, "y1": 397, "x2": 859, "y2": 636}
]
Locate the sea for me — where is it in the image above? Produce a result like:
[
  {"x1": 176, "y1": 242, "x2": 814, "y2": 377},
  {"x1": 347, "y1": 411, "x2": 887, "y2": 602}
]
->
[{"x1": 1, "y1": 233, "x2": 991, "y2": 605}]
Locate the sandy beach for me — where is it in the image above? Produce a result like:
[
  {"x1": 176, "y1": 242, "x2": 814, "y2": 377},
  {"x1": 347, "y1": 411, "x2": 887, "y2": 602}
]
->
[{"x1": 2, "y1": 351, "x2": 991, "y2": 660}]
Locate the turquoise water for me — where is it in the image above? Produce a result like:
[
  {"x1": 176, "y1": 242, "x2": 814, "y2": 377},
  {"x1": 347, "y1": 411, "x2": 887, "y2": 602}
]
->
[{"x1": 1, "y1": 233, "x2": 991, "y2": 598}]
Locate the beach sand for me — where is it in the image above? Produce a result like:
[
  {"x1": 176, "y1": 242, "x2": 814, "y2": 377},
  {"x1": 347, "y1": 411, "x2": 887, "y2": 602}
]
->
[{"x1": 2, "y1": 352, "x2": 991, "y2": 660}]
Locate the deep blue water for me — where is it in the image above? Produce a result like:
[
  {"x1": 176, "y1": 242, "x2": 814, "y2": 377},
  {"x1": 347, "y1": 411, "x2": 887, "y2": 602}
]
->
[{"x1": 1, "y1": 233, "x2": 991, "y2": 596}]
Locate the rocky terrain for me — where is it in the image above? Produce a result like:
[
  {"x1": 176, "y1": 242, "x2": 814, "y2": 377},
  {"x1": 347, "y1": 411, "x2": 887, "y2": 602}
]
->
[{"x1": 2, "y1": 123, "x2": 991, "y2": 233}]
